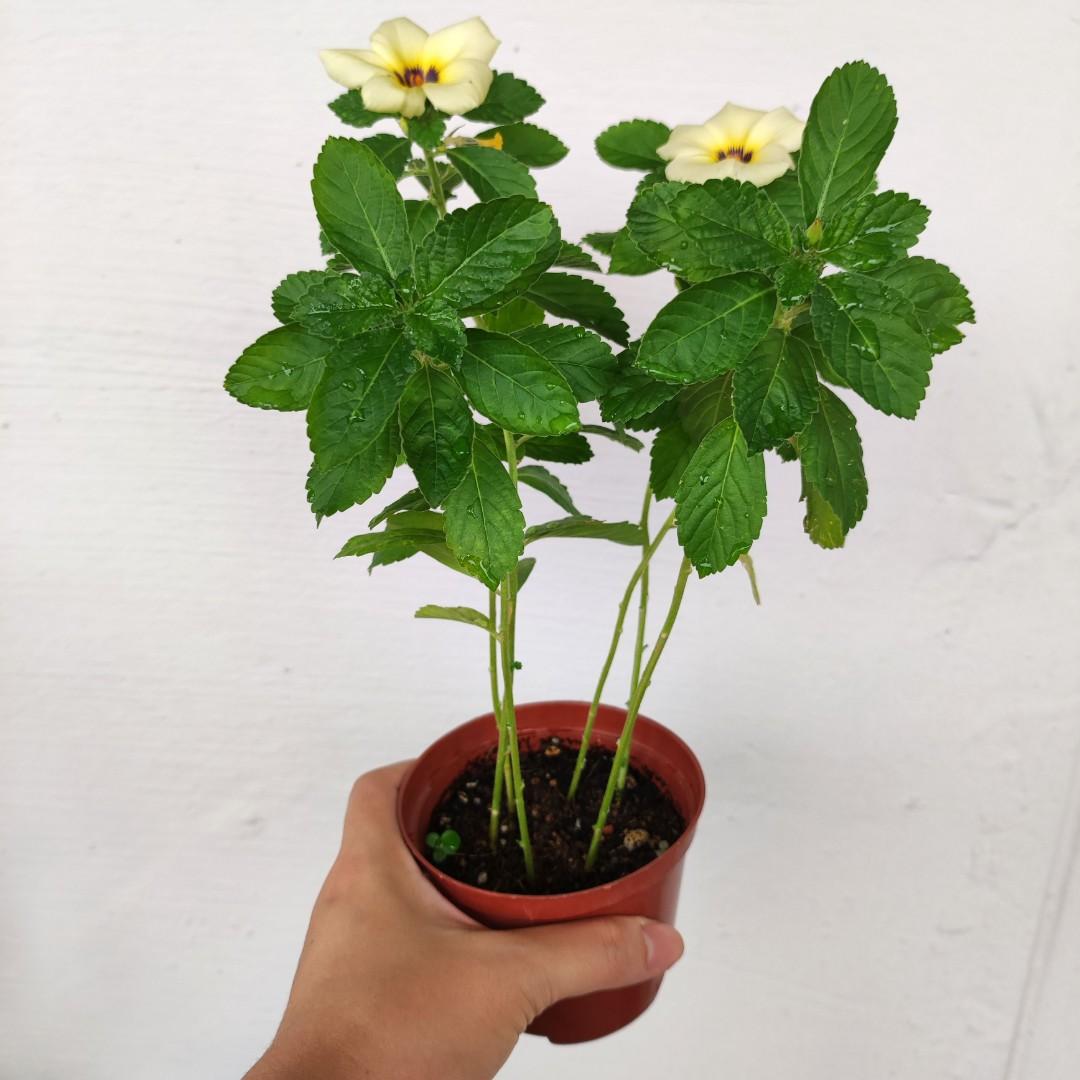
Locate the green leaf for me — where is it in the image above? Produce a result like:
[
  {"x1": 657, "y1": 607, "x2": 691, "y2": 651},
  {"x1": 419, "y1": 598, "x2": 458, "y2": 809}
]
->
[
  {"x1": 516, "y1": 464, "x2": 582, "y2": 515},
  {"x1": 608, "y1": 227, "x2": 661, "y2": 276},
  {"x1": 868, "y1": 257, "x2": 975, "y2": 354},
  {"x1": 479, "y1": 123, "x2": 568, "y2": 167},
  {"x1": 398, "y1": 366, "x2": 474, "y2": 506},
  {"x1": 525, "y1": 517, "x2": 644, "y2": 545},
  {"x1": 272, "y1": 270, "x2": 337, "y2": 324},
  {"x1": 406, "y1": 108, "x2": 447, "y2": 151},
  {"x1": 414, "y1": 604, "x2": 493, "y2": 632},
  {"x1": 514, "y1": 323, "x2": 618, "y2": 402},
  {"x1": 369, "y1": 487, "x2": 429, "y2": 527},
  {"x1": 404, "y1": 199, "x2": 439, "y2": 247},
  {"x1": 288, "y1": 272, "x2": 400, "y2": 339},
  {"x1": 402, "y1": 297, "x2": 466, "y2": 365},
  {"x1": 459, "y1": 329, "x2": 580, "y2": 436},
  {"x1": 797, "y1": 384, "x2": 867, "y2": 532},
  {"x1": 628, "y1": 179, "x2": 793, "y2": 280},
  {"x1": 525, "y1": 272, "x2": 629, "y2": 345},
  {"x1": 799, "y1": 61, "x2": 897, "y2": 224},
  {"x1": 762, "y1": 169, "x2": 805, "y2": 231},
  {"x1": 464, "y1": 72, "x2": 544, "y2": 124},
  {"x1": 312, "y1": 137, "x2": 411, "y2": 281},
  {"x1": 774, "y1": 258, "x2": 824, "y2": 306},
  {"x1": 305, "y1": 329, "x2": 416, "y2": 516},
  {"x1": 595, "y1": 119, "x2": 671, "y2": 170},
  {"x1": 336, "y1": 527, "x2": 444, "y2": 558},
  {"x1": 650, "y1": 422, "x2": 697, "y2": 500},
  {"x1": 578, "y1": 424, "x2": 644, "y2": 451},
  {"x1": 361, "y1": 134, "x2": 411, "y2": 179},
  {"x1": 582, "y1": 231, "x2": 618, "y2": 255},
  {"x1": 636, "y1": 272, "x2": 776, "y2": 384},
  {"x1": 802, "y1": 482, "x2": 846, "y2": 549},
  {"x1": 443, "y1": 431, "x2": 525, "y2": 587},
  {"x1": 224, "y1": 326, "x2": 333, "y2": 411},
  {"x1": 819, "y1": 191, "x2": 929, "y2": 271},
  {"x1": 553, "y1": 241, "x2": 601, "y2": 272},
  {"x1": 482, "y1": 298, "x2": 546, "y2": 333},
  {"x1": 600, "y1": 349, "x2": 681, "y2": 424},
  {"x1": 328, "y1": 91, "x2": 384, "y2": 129},
  {"x1": 415, "y1": 196, "x2": 556, "y2": 312},
  {"x1": 446, "y1": 145, "x2": 537, "y2": 201},
  {"x1": 677, "y1": 373, "x2": 734, "y2": 439},
  {"x1": 516, "y1": 432, "x2": 593, "y2": 464},
  {"x1": 516, "y1": 556, "x2": 537, "y2": 589},
  {"x1": 675, "y1": 418, "x2": 767, "y2": 576},
  {"x1": 812, "y1": 273, "x2": 931, "y2": 417},
  {"x1": 733, "y1": 329, "x2": 820, "y2": 452}
]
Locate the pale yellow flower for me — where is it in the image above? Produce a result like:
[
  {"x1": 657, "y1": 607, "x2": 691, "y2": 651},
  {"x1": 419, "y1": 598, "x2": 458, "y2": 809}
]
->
[
  {"x1": 320, "y1": 17, "x2": 499, "y2": 118},
  {"x1": 658, "y1": 104, "x2": 805, "y2": 186}
]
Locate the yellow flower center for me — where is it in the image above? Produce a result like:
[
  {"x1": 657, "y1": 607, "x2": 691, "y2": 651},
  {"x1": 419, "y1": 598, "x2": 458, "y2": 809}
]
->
[
  {"x1": 396, "y1": 64, "x2": 439, "y2": 88},
  {"x1": 716, "y1": 145, "x2": 753, "y2": 163}
]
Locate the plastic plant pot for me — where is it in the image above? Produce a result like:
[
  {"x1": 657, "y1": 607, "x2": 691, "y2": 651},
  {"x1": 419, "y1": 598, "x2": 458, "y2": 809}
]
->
[{"x1": 396, "y1": 699, "x2": 707, "y2": 1044}]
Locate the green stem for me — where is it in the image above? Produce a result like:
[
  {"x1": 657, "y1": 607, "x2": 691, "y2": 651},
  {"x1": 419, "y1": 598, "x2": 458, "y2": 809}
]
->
[
  {"x1": 586, "y1": 557, "x2": 693, "y2": 870},
  {"x1": 500, "y1": 430, "x2": 535, "y2": 881},
  {"x1": 629, "y1": 487, "x2": 652, "y2": 698},
  {"x1": 567, "y1": 508, "x2": 676, "y2": 800},
  {"x1": 488, "y1": 587, "x2": 508, "y2": 849},
  {"x1": 422, "y1": 146, "x2": 448, "y2": 217}
]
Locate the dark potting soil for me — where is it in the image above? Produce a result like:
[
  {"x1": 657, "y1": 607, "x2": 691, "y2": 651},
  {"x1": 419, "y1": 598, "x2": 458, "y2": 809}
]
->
[{"x1": 425, "y1": 737, "x2": 686, "y2": 895}]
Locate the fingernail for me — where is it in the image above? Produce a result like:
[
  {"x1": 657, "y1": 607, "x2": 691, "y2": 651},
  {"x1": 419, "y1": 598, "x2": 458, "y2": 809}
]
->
[{"x1": 640, "y1": 919, "x2": 684, "y2": 972}]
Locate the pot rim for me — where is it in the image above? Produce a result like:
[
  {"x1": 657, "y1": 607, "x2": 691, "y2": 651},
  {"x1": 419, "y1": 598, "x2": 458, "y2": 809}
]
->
[{"x1": 396, "y1": 699, "x2": 707, "y2": 905}]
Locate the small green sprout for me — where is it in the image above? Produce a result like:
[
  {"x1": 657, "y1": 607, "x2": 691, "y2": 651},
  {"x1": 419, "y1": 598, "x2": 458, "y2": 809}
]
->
[{"x1": 425, "y1": 828, "x2": 461, "y2": 864}]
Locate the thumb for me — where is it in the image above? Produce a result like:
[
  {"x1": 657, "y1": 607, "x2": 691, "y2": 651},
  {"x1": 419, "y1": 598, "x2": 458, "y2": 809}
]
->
[{"x1": 506, "y1": 916, "x2": 684, "y2": 1015}]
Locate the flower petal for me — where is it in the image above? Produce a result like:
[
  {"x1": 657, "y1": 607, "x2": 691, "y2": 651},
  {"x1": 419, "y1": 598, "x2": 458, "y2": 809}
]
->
[
  {"x1": 747, "y1": 107, "x2": 805, "y2": 153},
  {"x1": 732, "y1": 154, "x2": 794, "y2": 187},
  {"x1": 424, "y1": 17, "x2": 499, "y2": 66},
  {"x1": 320, "y1": 49, "x2": 385, "y2": 89},
  {"x1": 424, "y1": 59, "x2": 493, "y2": 115},
  {"x1": 370, "y1": 17, "x2": 428, "y2": 67},
  {"x1": 657, "y1": 123, "x2": 717, "y2": 161},
  {"x1": 361, "y1": 74, "x2": 409, "y2": 114},
  {"x1": 704, "y1": 103, "x2": 767, "y2": 145},
  {"x1": 664, "y1": 157, "x2": 739, "y2": 183}
]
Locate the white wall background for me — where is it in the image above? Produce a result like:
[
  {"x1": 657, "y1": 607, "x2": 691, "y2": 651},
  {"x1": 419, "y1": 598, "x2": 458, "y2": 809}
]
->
[{"x1": 2, "y1": 1, "x2": 1079, "y2": 1077}]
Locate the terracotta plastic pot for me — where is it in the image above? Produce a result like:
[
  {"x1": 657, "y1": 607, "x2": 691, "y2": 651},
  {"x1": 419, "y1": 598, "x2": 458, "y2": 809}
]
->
[{"x1": 396, "y1": 699, "x2": 707, "y2": 1044}]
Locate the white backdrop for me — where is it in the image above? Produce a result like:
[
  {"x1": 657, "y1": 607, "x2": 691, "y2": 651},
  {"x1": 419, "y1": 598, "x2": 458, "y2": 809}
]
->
[{"x1": 3, "y1": 1, "x2": 1079, "y2": 1077}]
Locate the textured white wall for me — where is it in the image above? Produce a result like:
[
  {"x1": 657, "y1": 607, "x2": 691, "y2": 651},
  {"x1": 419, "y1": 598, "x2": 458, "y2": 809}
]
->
[{"x1": 2, "y1": 1, "x2": 1079, "y2": 1077}]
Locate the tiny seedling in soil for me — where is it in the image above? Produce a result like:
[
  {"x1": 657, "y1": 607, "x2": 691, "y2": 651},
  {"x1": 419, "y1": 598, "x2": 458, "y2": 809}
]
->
[{"x1": 425, "y1": 829, "x2": 462, "y2": 864}]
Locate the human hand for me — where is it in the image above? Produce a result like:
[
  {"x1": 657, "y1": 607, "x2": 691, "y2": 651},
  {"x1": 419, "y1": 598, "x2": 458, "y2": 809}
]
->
[{"x1": 244, "y1": 761, "x2": 684, "y2": 1080}]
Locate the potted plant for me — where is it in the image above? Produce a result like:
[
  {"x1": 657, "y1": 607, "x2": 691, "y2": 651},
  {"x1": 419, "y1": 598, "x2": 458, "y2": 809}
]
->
[{"x1": 225, "y1": 15, "x2": 974, "y2": 1044}]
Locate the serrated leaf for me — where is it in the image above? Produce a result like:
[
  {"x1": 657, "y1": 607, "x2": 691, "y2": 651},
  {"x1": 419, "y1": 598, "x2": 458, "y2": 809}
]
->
[
  {"x1": 406, "y1": 108, "x2": 447, "y2": 151},
  {"x1": 369, "y1": 487, "x2": 429, "y2": 528},
  {"x1": 629, "y1": 178, "x2": 793, "y2": 280},
  {"x1": 600, "y1": 350, "x2": 681, "y2": 424},
  {"x1": 479, "y1": 123, "x2": 568, "y2": 167},
  {"x1": 398, "y1": 366, "x2": 474, "y2": 506},
  {"x1": 224, "y1": 326, "x2": 333, "y2": 411},
  {"x1": 288, "y1": 272, "x2": 400, "y2": 339},
  {"x1": 677, "y1": 373, "x2": 734, "y2": 440},
  {"x1": 516, "y1": 431, "x2": 593, "y2": 464},
  {"x1": 459, "y1": 329, "x2": 580, "y2": 436},
  {"x1": 328, "y1": 90, "x2": 384, "y2": 129},
  {"x1": 636, "y1": 272, "x2": 776, "y2": 384},
  {"x1": 774, "y1": 258, "x2": 823, "y2": 306},
  {"x1": 595, "y1": 119, "x2": 671, "y2": 170},
  {"x1": 443, "y1": 431, "x2": 525, "y2": 587},
  {"x1": 305, "y1": 328, "x2": 415, "y2": 516},
  {"x1": 812, "y1": 273, "x2": 931, "y2": 417},
  {"x1": 402, "y1": 297, "x2": 466, "y2": 364},
  {"x1": 675, "y1": 418, "x2": 767, "y2": 576},
  {"x1": 868, "y1": 257, "x2": 975, "y2": 354},
  {"x1": 525, "y1": 272, "x2": 629, "y2": 345},
  {"x1": 733, "y1": 329, "x2": 820, "y2": 451},
  {"x1": 482, "y1": 297, "x2": 546, "y2": 333},
  {"x1": 819, "y1": 191, "x2": 929, "y2": 272},
  {"x1": 525, "y1": 517, "x2": 644, "y2": 545},
  {"x1": 762, "y1": 168, "x2": 805, "y2": 230},
  {"x1": 514, "y1": 323, "x2": 618, "y2": 402},
  {"x1": 312, "y1": 137, "x2": 411, "y2": 281},
  {"x1": 797, "y1": 384, "x2": 867, "y2": 533},
  {"x1": 415, "y1": 196, "x2": 556, "y2": 312},
  {"x1": 802, "y1": 482, "x2": 846, "y2": 549},
  {"x1": 446, "y1": 145, "x2": 537, "y2": 201},
  {"x1": 361, "y1": 133, "x2": 411, "y2": 179},
  {"x1": 336, "y1": 527, "x2": 444, "y2": 558},
  {"x1": 404, "y1": 199, "x2": 439, "y2": 246},
  {"x1": 553, "y1": 241, "x2": 601, "y2": 271},
  {"x1": 414, "y1": 604, "x2": 493, "y2": 632},
  {"x1": 650, "y1": 421, "x2": 697, "y2": 500},
  {"x1": 608, "y1": 227, "x2": 661, "y2": 276},
  {"x1": 582, "y1": 231, "x2": 618, "y2": 256},
  {"x1": 516, "y1": 464, "x2": 582, "y2": 515},
  {"x1": 799, "y1": 61, "x2": 897, "y2": 224},
  {"x1": 464, "y1": 72, "x2": 544, "y2": 124},
  {"x1": 272, "y1": 270, "x2": 338, "y2": 324}
]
